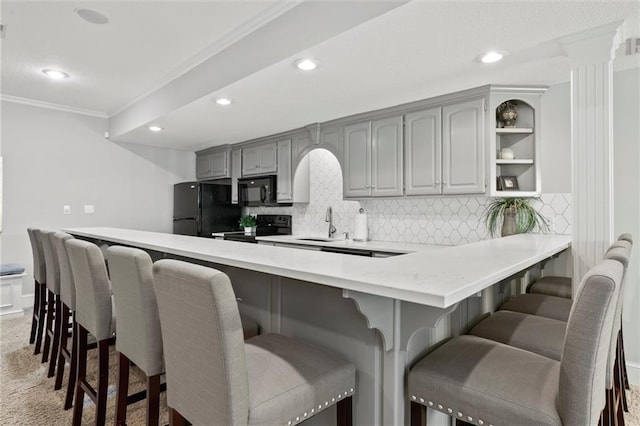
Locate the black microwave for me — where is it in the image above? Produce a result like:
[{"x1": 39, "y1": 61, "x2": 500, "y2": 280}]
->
[{"x1": 238, "y1": 175, "x2": 278, "y2": 206}]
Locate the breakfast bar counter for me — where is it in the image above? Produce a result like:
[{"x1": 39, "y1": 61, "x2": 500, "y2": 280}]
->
[{"x1": 64, "y1": 227, "x2": 571, "y2": 426}]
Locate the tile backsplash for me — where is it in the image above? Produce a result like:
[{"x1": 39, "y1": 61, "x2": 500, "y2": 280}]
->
[{"x1": 246, "y1": 149, "x2": 572, "y2": 246}]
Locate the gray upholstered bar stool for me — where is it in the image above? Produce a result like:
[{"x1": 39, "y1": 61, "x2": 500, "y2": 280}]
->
[
  {"x1": 27, "y1": 228, "x2": 47, "y2": 354},
  {"x1": 51, "y1": 231, "x2": 77, "y2": 410},
  {"x1": 468, "y1": 242, "x2": 632, "y2": 424},
  {"x1": 153, "y1": 259, "x2": 356, "y2": 426},
  {"x1": 527, "y1": 233, "x2": 633, "y2": 299},
  {"x1": 408, "y1": 259, "x2": 623, "y2": 426},
  {"x1": 66, "y1": 239, "x2": 116, "y2": 426},
  {"x1": 107, "y1": 246, "x2": 165, "y2": 426},
  {"x1": 40, "y1": 230, "x2": 63, "y2": 378}
]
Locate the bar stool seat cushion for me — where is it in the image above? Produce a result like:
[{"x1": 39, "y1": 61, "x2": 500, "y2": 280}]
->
[
  {"x1": 245, "y1": 333, "x2": 355, "y2": 426},
  {"x1": 499, "y1": 293, "x2": 572, "y2": 322},
  {"x1": 408, "y1": 335, "x2": 562, "y2": 426},
  {"x1": 528, "y1": 276, "x2": 572, "y2": 299},
  {"x1": 469, "y1": 310, "x2": 566, "y2": 361}
]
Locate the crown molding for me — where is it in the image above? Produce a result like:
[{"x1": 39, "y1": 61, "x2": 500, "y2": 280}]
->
[{"x1": 0, "y1": 95, "x2": 108, "y2": 118}]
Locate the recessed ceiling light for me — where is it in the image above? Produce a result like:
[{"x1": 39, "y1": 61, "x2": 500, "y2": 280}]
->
[
  {"x1": 216, "y1": 98, "x2": 232, "y2": 106},
  {"x1": 148, "y1": 126, "x2": 163, "y2": 132},
  {"x1": 75, "y1": 8, "x2": 109, "y2": 24},
  {"x1": 294, "y1": 59, "x2": 318, "y2": 71},
  {"x1": 479, "y1": 51, "x2": 506, "y2": 64},
  {"x1": 42, "y1": 69, "x2": 69, "y2": 80}
]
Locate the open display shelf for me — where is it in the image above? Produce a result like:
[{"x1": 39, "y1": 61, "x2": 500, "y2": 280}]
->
[{"x1": 489, "y1": 88, "x2": 546, "y2": 197}]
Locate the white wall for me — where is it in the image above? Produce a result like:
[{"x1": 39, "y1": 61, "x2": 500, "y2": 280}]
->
[
  {"x1": 0, "y1": 101, "x2": 195, "y2": 293},
  {"x1": 613, "y1": 67, "x2": 640, "y2": 384}
]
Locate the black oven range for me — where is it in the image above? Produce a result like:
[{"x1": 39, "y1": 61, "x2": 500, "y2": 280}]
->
[{"x1": 222, "y1": 214, "x2": 292, "y2": 244}]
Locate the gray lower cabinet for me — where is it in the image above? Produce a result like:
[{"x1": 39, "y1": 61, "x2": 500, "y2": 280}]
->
[
  {"x1": 442, "y1": 98, "x2": 486, "y2": 194},
  {"x1": 404, "y1": 99, "x2": 485, "y2": 195},
  {"x1": 231, "y1": 148, "x2": 242, "y2": 204},
  {"x1": 343, "y1": 116, "x2": 403, "y2": 198},
  {"x1": 242, "y1": 142, "x2": 277, "y2": 176},
  {"x1": 196, "y1": 145, "x2": 231, "y2": 180}
]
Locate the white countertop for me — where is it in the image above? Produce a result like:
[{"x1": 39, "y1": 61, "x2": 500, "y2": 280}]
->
[
  {"x1": 64, "y1": 227, "x2": 571, "y2": 308},
  {"x1": 255, "y1": 235, "x2": 442, "y2": 254}
]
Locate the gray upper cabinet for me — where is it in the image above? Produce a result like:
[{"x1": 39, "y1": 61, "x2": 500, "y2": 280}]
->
[
  {"x1": 242, "y1": 141, "x2": 277, "y2": 176},
  {"x1": 343, "y1": 121, "x2": 371, "y2": 198},
  {"x1": 196, "y1": 145, "x2": 231, "y2": 180},
  {"x1": 371, "y1": 116, "x2": 403, "y2": 197},
  {"x1": 442, "y1": 98, "x2": 486, "y2": 194},
  {"x1": 276, "y1": 138, "x2": 293, "y2": 202},
  {"x1": 343, "y1": 116, "x2": 403, "y2": 198},
  {"x1": 404, "y1": 108, "x2": 442, "y2": 196},
  {"x1": 231, "y1": 148, "x2": 242, "y2": 204}
]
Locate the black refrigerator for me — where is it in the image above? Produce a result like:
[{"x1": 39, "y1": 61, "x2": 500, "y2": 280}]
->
[{"x1": 173, "y1": 182, "x2": 241, "y2": 237}]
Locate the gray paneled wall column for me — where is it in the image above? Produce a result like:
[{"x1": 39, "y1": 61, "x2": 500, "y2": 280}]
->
[{"x1": 559, "y1": 21, "x2": 624, "y2": 292}]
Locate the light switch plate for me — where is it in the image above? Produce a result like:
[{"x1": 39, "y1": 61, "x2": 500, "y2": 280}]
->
[
  {"x1": 84, "y1": 205, "x2": 95, "y2": 214},
  {"x1": 63, "y1": 205, "x2": 71, "y2": 215}
]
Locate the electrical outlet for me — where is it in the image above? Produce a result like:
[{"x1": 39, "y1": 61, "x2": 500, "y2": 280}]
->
[
  {"x1": 63, "y1": 205, "x2": 71, "y2": 215},
  {"x1": 84, "y1": 205, "x2": 95, "y2": 214},
  {"x1": 546, "y1": 216, "x2": 554, "y2": 232}
]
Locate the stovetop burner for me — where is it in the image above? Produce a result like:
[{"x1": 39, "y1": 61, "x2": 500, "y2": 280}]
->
[{"x1": 223, "y1": 214, "x2": 292, "y2": 244}]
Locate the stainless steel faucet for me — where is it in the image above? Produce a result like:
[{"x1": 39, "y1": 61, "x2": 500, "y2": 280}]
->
[{"x1": 325, "y1": 207, "x2": 336, "y2": 238}]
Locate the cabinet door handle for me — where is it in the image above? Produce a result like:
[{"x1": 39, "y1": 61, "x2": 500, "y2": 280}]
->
[
  {"x1": 443, "y1": 180, "x2": 447, "y2": 184},
  {"x1": 435, "y1": 180, "x2": 440, "y2": 184},
  {"x1": 371, "y1": 185, "x2": 376, "y2": 188}
]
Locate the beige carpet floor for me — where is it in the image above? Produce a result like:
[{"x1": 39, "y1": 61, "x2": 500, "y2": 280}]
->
[
  {"x1": 1, "y1": 313, "x2": 639, "y2": 425},
  {"x1": 1, "y1": 314, "x2": 169, "y2": 425}
]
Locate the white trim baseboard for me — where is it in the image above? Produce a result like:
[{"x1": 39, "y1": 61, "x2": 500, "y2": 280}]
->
[
  {"x1": 627, "y1": 361, "x2": 640, "y2": 386},
  {"x1": 21, "y1": 293, "x2": 34, "y2": 311}
]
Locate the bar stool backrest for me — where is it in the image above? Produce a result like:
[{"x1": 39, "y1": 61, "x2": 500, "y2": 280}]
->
[
  {"x1": 153, "y1": 259, "x2": 249, "y2": 426},
  {"x1": 41, "y1": 230, "x2": 60, "y2": 294},
  {"x1": 27, "y1": 228, "x2": 46, "y2": 283},
  {"x1": 603, "y1": 240, "x2": 633, "y2": 389},
  {"x1": 107, "y1": 245, "x2": 164, "y2": 376},
  {"x1": 559, "y1": 259, "x2": 623, "y2": 426},
  {"x1": 66, "y1": 239, "x2": 113, "y2": 341},
  {"x1": 52, "y1": 232, "x2": 76, "y2": 310}
]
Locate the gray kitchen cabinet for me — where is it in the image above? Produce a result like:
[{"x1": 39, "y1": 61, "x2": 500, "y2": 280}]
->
[
  {"x1": 405, "y1": 99, "x2": 485, "y2": 195},
  {"x1": 343, "y1": 116, "x2": 403, "y2": 198},
  {"x1": 196, "y1": 145, "x2": 232, "y2": 180},
  {"x1": 442, "y1": 98, "x2": 486, "y2": 194},
  {"x1": 277, "y1": 137, "x2": 310, "y2": 203},
  {"x1": 276, "y1": 139, "x2": 293, "y2": 202},
  {"x1": 231, "y1": 148, "x2": 242, "y2": 204},
  {"x1": 242, "y1": 141, "x2": 277, "y2": 176},
  {"x1": 404, "y1": 107, "x2": 442, "y2": 195}
]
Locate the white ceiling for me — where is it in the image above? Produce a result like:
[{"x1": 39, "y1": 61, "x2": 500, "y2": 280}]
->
[{"x1": 2, "y1": 1, "x2": 639, "y2": 151}]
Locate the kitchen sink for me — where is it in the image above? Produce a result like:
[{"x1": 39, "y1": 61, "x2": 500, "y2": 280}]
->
[{"x1": 297, "y1": 237, "x2": 335, "y2": 242}]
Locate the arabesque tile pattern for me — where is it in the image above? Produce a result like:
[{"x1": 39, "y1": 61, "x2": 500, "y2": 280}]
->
[{"x1": 247, "y1": 149, "x2": 571, "y2": 246}]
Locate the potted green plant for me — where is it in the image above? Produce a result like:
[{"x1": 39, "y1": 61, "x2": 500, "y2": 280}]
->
[
  {"x1": 483, "y1": 198, "x2": 549, "y2": 237},
  {"x1": 239, "y1": 215, "x2": 257, "y2": 235}
]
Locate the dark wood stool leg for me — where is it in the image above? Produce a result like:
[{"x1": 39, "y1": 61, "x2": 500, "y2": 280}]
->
[
  {"x1": 47, "y1": 296, "x2": 63, "y2": 377},
  {"x1": 336, "y1": 396, "x2": 352, "y2": 426},
  {"x1": 64, "y1": 317, "x2": 78, "y2": 410},
  {"x1": 147, "y1": 374, "x2": 161, "y2": 426},
  {"x1": 115, "y1": 352, "x2": 130, "y2": 426},
  {"x1": 29, "y1": 280, "x2": 40, "y2": 344},
  {"x1": 169, "y1": 408, "x2": 190, "y2": 426},
  {"x1": 41, "y1": 290, "x2": 55, "y2": 363},
  {"x1": 34, "y1": 283, "x2": 47, "y2": 355},
  {"x1": 72, "y1": 325, "x2": 88, "y2": 426},
  {"x1": 619, "y1": 328, "x2": 630, "y2": 391},
  {"x1": 411, "y1": 401, "x2": 427, "y2": 426},
  {"x1": 54, "y1": 304, "x2": 71, "y2": 390},
  {"x1": 95, "y1": 339, "x2": 110, "y2": 426}
]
